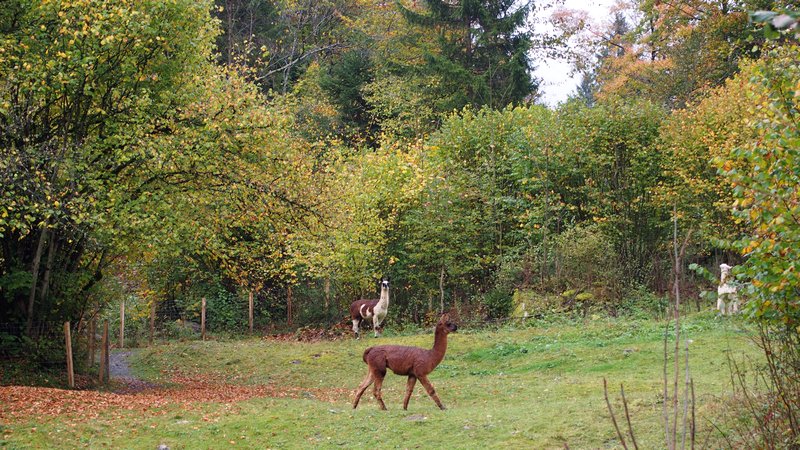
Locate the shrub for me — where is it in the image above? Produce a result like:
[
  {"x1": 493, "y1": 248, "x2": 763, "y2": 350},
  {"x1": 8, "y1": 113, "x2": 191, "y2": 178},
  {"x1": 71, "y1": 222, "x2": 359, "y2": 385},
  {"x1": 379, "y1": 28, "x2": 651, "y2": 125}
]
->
[
  {"x1": 511, "y1": 289, "x2": 561, "y2": 317},
  {"x1": 618, "y1": 286, "x2": 670, "y2": 320},
  {"x1": 480, "y1": 288, "x2": 514, "y2": 319},
  {"x1": 205, "y1": 289, "x2": 248, "y2": 333},
  {"x1": 553, "y1": 224, "x2": 624, "y2": 310}
]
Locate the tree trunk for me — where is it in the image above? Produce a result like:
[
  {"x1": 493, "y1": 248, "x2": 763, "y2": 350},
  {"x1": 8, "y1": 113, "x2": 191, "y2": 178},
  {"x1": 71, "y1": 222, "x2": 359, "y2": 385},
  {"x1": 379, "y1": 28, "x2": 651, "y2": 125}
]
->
[
  {"x1": 39, "y1": 231, "x2": 57, "y2": 303},
  {"x1": 541, "y1": 146, "x2": 551, "y2": 285},
  {"x1": 226, "y1": 0, "x2": 233, "y2": 65},
  {"x1": 249, "y1": 290, "x2": 254, "y2": 333},
  {"x1": 324, "y1": 277, "x2": 331, "y2": 311},
  {"x1": 439, "y1": 266, "x2": 445, "y2": 313},
  {"x1": 26, "y1": 227, "x2": 48, "y2": 336}
]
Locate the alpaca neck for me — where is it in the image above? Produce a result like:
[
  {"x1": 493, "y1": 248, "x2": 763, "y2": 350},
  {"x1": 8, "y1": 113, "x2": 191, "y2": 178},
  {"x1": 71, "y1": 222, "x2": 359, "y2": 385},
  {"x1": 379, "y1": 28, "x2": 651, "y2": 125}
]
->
[
  {"x1": 429, "y1": 328, "x2": 448, "y2": 365},
  {"x1": 376, "y1": 286, "x2": 389, "y2": 309}
]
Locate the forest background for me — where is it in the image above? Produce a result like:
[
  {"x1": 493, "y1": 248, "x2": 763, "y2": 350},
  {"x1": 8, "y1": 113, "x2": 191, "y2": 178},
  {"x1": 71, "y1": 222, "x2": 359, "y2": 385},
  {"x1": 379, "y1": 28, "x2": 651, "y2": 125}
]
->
[{"x1": 1, "y1": 0, "x2": 799, "y2": 376}]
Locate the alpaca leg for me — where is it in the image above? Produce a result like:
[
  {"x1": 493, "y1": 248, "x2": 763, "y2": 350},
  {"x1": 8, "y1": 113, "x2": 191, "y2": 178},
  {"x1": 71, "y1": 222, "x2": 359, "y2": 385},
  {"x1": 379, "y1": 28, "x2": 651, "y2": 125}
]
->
[
  {"x1": 352, "y1": 318, "x2": 361, "y2": 339},
  {"x1": 403, "y1": 376, "x2": 417, "y2": 410},
  {"x1": 372, "y1": 373, "x2": 387, "y2": 410},
  {"x1": 352, "y1": 371, "x2": 374, "y2": 409},
  {"x1": 373, "y1": 318, "x2": 381, "y2": 338},
  {"x1": 418, "y1": 375, "x2": 446, "y2": 410}
]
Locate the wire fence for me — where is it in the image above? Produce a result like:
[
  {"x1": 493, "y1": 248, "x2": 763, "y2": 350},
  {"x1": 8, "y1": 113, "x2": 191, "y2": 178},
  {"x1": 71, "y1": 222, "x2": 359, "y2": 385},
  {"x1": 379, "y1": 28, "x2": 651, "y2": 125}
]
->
[
  {"x1": 1, "y1": 288, "x2": 332, "y2": 387},
  {"x1": 0, "y1": 321, "x2": 69, "y2": 367},
  {"x1": 109, "y1": 292, "x2": 278, "y2": 347},
  {"x1": 0, "y1": 306, "x2": 482, "y2": 385},
  {"x1": 1, "y1": 287, "x2": 689, "y2": 389},
  {"x1": 0, "y1": 319, "x2": 109, "y2": 388}
]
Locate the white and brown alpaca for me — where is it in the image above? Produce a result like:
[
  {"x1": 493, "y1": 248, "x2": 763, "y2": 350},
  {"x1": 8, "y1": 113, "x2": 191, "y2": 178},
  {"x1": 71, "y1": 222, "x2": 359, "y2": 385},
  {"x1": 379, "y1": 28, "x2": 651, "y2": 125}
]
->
[
  {"x1": 352, "y1": 314, "x2": 458, "y2": 411},
  {"x1": 717, "y1": 263, "x2": 739, "y2": 315},
  {"x1": 350, "y1": 279, "x2": 390, "y2": 338}
]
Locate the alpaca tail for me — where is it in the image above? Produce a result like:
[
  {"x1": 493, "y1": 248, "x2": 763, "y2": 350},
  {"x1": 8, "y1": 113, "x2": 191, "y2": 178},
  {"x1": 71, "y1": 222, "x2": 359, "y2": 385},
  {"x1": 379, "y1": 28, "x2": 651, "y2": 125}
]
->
[{"x1": 362, "y1": 347, "x2": 374, "y2": 363}]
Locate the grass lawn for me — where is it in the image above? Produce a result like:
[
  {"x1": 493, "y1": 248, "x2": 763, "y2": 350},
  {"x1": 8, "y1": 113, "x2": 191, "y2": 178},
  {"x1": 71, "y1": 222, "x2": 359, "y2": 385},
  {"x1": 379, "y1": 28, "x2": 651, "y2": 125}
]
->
[{"x1": 0, "y1": 311, "x2": 760, "y2": 449}]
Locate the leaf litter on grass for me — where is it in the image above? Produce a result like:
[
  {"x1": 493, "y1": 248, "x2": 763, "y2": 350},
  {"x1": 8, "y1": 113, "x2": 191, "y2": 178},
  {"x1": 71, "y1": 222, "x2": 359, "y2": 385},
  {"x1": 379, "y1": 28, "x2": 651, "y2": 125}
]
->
[{"x1": 0, "y1": 369, "x2": 351, "y2": 424}]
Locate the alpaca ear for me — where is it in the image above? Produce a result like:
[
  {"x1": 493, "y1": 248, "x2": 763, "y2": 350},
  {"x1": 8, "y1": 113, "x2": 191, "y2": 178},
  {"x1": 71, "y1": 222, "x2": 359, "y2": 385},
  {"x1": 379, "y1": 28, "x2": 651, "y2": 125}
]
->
[{"x1": 440, "y1": 313, "x2": 449, "y2": 322}]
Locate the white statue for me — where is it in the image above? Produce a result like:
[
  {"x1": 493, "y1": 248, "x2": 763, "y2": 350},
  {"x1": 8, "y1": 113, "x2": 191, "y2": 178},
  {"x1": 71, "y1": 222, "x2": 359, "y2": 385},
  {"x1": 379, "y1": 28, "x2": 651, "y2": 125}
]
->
[{"x1": 717, "y1": 263, "x2": 739, "y2": 315}]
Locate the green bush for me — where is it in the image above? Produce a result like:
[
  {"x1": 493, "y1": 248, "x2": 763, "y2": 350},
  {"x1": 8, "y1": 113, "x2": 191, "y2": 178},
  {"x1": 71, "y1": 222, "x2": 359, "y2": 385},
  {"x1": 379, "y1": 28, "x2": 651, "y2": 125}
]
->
[
  {"x1": 511, "y1": 290, "x2": 561, "y2": 318},
  {"x1": 480, "y1": 288, "x2": 514, "y2": 319},
  {"x1": 162, "y1": 320, "x2": 200, "y2": 340},
  {"x1": 206, "y1": 289, "x2": 249, "y2": 333},
  {"x1": 553, "y1": 224, "x2": 624, "y2": 309},
  {"x1": 618, "y1": 286, "x2": 670, "y2": 320}
]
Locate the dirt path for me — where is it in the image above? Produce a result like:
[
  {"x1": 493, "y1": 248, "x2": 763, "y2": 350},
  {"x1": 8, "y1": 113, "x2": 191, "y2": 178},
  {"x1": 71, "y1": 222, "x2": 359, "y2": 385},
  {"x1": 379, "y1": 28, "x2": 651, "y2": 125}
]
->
[
  {"x1": 109, "y1": 350, "x2": 160, "y2": 394},
  {"x1": 110, "y1": 350, "x2": 134, "y2": 379}
]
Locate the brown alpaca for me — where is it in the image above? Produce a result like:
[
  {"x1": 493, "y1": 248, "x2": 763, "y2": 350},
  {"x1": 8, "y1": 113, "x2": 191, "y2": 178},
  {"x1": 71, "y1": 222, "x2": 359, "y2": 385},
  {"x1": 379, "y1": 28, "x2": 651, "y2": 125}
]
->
[{"x1": 352, "y1": 314, "x2": 458, "y2": 410}]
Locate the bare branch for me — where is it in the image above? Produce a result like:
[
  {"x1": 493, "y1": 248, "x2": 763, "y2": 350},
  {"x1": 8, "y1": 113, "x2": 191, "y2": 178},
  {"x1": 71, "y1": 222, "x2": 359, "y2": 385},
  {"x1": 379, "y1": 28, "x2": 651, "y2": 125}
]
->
[
  {"x1": 604, "y1": 377, "x2": 628, "y2": 450},
  {"x1": 620, "y1": 383, "x2": 639, "y2": 450},
  {"x1": 690, "y1": 378, "x2": 695, "y2": 450},
  {"x1": 253, "y1": 43, "x2": 345, "y2": 82},
  {"x1": 663, "y1": 321, "x2": 673, "y2": 450},
  {"x1": 681, "y1": 338, "x2": 690, "y2": 449}
]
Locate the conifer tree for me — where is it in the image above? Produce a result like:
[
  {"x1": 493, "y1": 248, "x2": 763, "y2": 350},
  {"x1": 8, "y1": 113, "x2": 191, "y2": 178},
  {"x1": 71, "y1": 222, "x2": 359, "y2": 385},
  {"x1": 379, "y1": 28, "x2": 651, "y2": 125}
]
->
[{"x1": 398, "y1": 0, "x2": 537, "y2": 111}]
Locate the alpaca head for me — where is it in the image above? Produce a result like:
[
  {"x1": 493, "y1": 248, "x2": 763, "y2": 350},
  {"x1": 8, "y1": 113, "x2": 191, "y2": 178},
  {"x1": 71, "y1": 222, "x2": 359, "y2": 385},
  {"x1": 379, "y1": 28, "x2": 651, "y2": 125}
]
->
[
  {"x1": 378, "y1": 279, "x2": 390, "y2": 304},
  {"x1": 437, "y1": 314, "x2": 458, "y2": 334}
]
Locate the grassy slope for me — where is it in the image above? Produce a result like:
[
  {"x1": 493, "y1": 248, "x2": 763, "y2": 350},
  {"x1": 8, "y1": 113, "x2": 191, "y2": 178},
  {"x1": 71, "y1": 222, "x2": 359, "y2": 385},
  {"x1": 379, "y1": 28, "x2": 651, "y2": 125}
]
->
[{"x1": 2, "y1": 312, "x2": 759, "y2": 449}]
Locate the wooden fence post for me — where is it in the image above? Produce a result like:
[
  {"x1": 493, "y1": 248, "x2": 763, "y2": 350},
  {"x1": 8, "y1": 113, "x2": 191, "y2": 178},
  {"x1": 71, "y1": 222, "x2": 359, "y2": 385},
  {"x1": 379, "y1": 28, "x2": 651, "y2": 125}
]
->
[
  {"x1": 201, "y1": 297, "x2": 206, "y2": 341},
  {"x1": 99, "y1": 323, "x2": 106, "y2": 384},
  {"x1": 149, "y1": 301, "x2": 155, "y2": 346},
  {"x1": 248, "y1": 291, "x2": 254, "y2": 334},
  {"x1": 99, "y1": 320, "x2": 109, "y2": 384},
  {"x1": 88, "y1": 318, "x2": 95, "y2": 367},
  {"x1": 104, "y1": 320, "x2": 110, "y2": 383},
  {"x1": 119, "y1": 298, "x2": 125, "y2": 349},
  {"x1": 64, "y1": 322, "x2": 74, "y2": 388}
]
